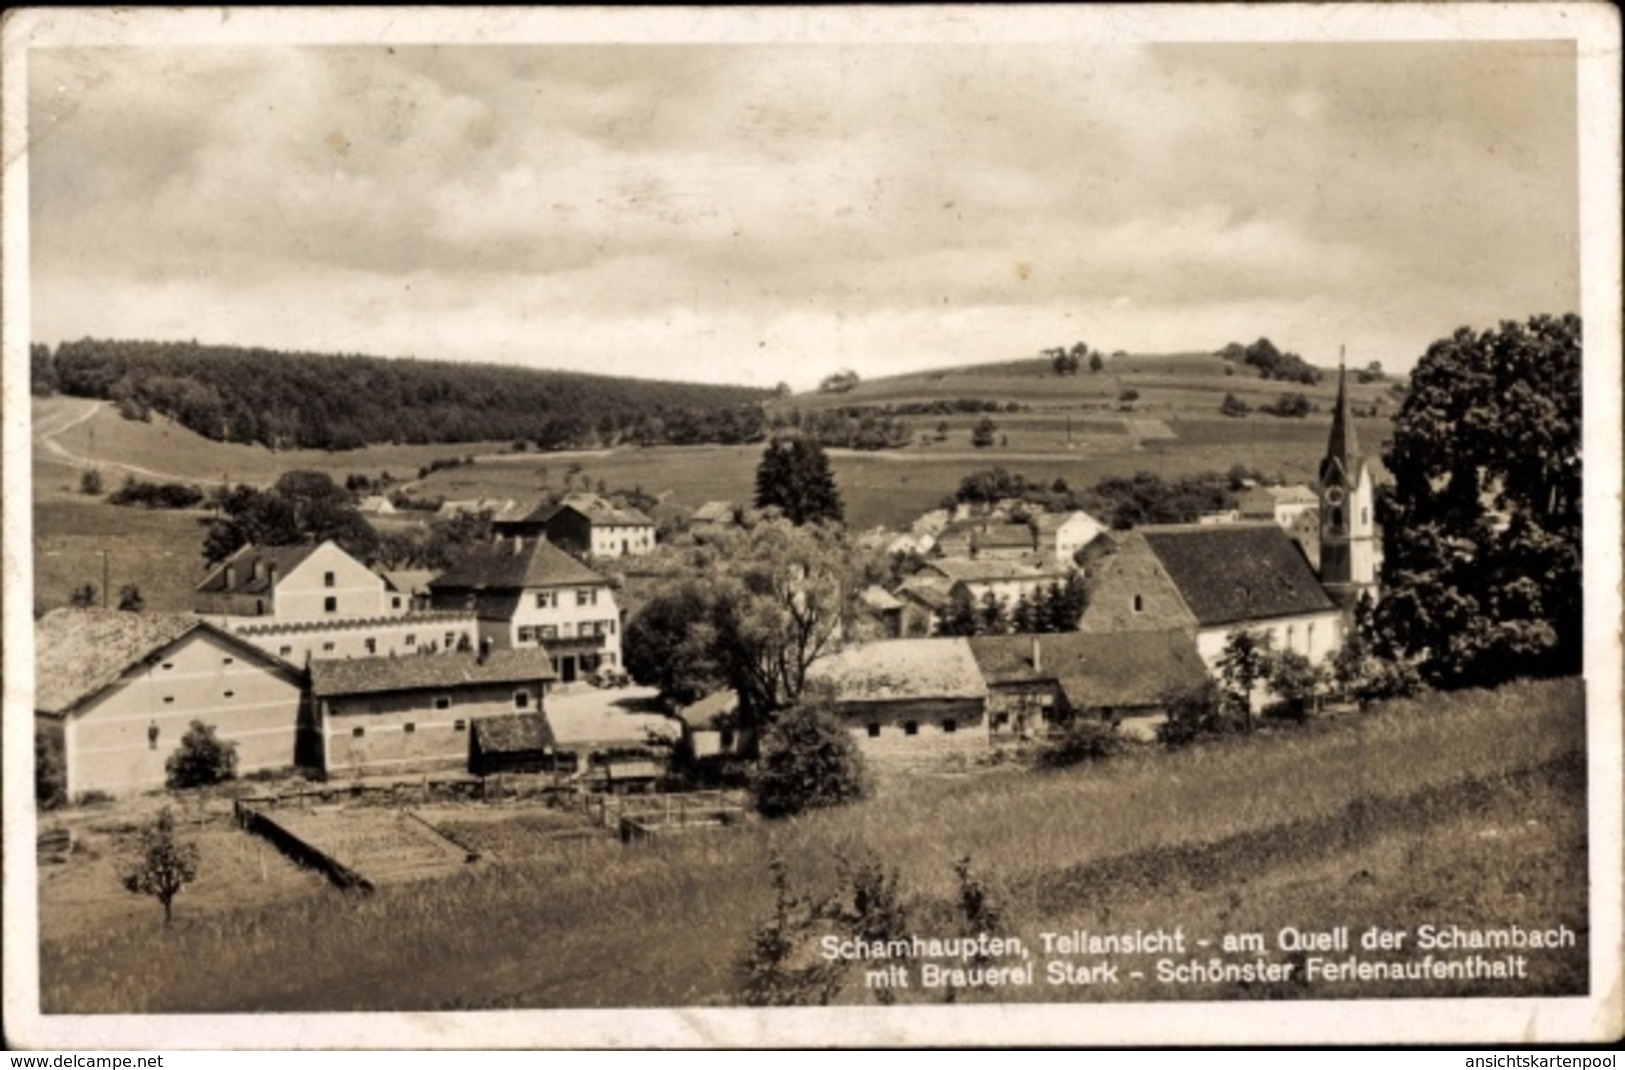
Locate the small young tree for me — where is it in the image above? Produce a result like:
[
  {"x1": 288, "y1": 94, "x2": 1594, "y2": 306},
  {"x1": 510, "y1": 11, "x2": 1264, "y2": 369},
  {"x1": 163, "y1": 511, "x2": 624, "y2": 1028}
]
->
[
  {"x1": 165, "y1": 720, "x2": 239, "y2": 790},
  {"x1": 79, "y1": 468, "x2": 104, "y2": 495},
  {"x1": 1266, "y1": 649, "x2": 1323, "y2": 721},
  {"x1": 971, "y1": 417, "x2": 997, "y2": 449},
  {"x1": 751, "y1": 689, "x2": 868, "y2": 818},
  {"x1": 1037, "y1": 717, "x2": 1123, "y2": 767},
  {"x1": 1156, "y1": 678, "x2": 1233, "y2": 748},
  {"x1": 121, "y1": 806, "x2": 200, "y2": 925},
  {"x1": 1220, "y1": 392, "x2": 1251, "y2": 418},
  {"x1": 977, "y1": 589, "x2": 1010, "y2": 636},
  {"x1": 1088, "y1": 351, "x2": 1105, "y2": 374},
  {"x1": 736, "y1": 854, "x2": 846, "y2": 1005},
  {"x1": 1216, "y1": 627, "x2": 1274, "y2": 731},
  {"x1": 828, "y1": 847, "x2": 911, "y2": 1005},
  {"x1": 35, "y1": 728, "x2": 67, "y2": 809},
  {"x1": 69, "y1": 584, "x2": 99, "y2": 608},
  {"x1": 117, "y1": 584, "x2": 146, "y2": 612}
]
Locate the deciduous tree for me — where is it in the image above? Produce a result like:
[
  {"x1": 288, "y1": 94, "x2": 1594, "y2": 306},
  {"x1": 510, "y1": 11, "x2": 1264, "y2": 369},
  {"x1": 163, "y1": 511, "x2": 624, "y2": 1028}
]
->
[
  {"x1": 754, "y1": 437, "x2": 845, "y2": 526},
  {"x1": 121, "y1": 807, "x2": 200, "y2": 925}
]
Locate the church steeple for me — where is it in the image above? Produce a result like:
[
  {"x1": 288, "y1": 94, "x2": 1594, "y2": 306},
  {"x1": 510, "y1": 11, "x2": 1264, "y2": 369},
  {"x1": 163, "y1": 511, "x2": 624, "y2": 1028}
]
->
[{"x1": 1318, "y1": 345, "x2": 1378, "y2": 608}]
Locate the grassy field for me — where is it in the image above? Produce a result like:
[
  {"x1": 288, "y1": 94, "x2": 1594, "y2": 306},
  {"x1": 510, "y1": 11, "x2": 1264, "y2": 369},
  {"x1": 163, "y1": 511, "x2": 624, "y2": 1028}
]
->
[{"x1": 38, "y1": 677, "x2": 1587, "y2": 1012}]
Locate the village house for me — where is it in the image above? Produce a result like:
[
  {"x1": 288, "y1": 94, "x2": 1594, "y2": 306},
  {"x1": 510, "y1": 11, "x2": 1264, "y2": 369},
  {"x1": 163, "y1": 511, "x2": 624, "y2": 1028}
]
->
[
  {"x1": 807, "y1": 638, "x2": 990, "y2": 759},
  {"x1": 468, "y1": 711, "x2": 560, "y2": 776},
  {"x1": 1077, "y1": 523, "x2": 1345, "y2": 671},
  {"x1": 309, "y1": 646, "x2": 558, "y2": 778},
  {"x1": 676, "y1": 689, "x2": 749, "y2": 762},
  {"x1": 857, "y1": 584, "x2": 906, "y2": 639},
  {"x1": 895, "y1": 573, "x2": 956, "y2": 636},
  {"x1": 427, "y1": 536, "x2": 624, "y2": 682},
  {"x1": 493, "y1": 493, "x2": 656, "y2": 559},
  {"x1": 923, "y1": 558, "x2": 1073, "y2": 613},
  {"x1": 689, "y1": 500, "x2": 739, "y2": 527},
  {"x1": 436, "y1": 497, "x2": 516, "y2": 521},
  {"x1": 1033, "y1": 510, "x2": 1106, "y2": 568},
  {"x1": 969, "y1": 629, "x2": 1210, "y2": 743},
  {"x1": 34, "y1": 609, "x2": 308, "y2": 798},
  {"x1": 1236, "y1": 485, "x2": 1320, "y2": 527},
  {"x1": 196, "y1": 541, "x2": 478, "y2": 665}
]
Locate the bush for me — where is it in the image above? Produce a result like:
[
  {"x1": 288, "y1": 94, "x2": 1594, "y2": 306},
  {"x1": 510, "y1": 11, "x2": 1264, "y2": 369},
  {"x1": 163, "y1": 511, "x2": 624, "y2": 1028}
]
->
[
  {"x1": 752, "y1": 692, "x2": 868, "y2": 818},
  {"x1": 1156, "y1": 679, "x2": 1241, "y2": 748},
  {"x1": 165, "y1": 721, "x2": 239, "y2": 790},
  {"x1": 1259, "y1": 391, "x2": 1313, "y2": 418},
  {"x1": 1220, "y1": 392, "x2": 1251, "y2": 418},
  {"x1": 109, "y1": 477, "x2": 206, "y2": 509},
  {"x1": 1118, "y1": 388, "x2": 1140, "y2": 403},
  {"x1": 1037, "y1": 717, "x2": 1124, "y2": 767},
  {"x1": 970, "y1": 417, "x2": 997, "y2": 449},
  {"x1": 79, "y1": 469, "x2": 103, "y2": 495}
]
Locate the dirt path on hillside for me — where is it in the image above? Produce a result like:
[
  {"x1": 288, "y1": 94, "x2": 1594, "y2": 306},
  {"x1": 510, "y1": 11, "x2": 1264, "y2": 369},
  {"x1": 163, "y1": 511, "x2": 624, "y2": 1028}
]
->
[{"x1": 34, "y1": 399, "x2": 232, "y2": 486}]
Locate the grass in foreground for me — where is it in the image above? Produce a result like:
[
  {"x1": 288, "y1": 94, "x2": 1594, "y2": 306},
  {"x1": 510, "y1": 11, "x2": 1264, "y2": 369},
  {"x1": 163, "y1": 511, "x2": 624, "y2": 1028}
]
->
[{"x1": 38, "y1": 678, "x2": 1585, "y2": 1012}]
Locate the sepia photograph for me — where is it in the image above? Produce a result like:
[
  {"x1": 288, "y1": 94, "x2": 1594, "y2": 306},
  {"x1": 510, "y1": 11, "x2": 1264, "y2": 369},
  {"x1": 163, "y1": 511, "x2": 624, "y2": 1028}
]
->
[{"x1": 3, "y1": 5, "x2": 1620, "y2": 1050}]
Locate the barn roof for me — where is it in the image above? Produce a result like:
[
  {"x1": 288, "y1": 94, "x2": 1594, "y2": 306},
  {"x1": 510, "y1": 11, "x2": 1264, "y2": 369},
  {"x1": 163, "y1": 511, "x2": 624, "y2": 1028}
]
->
[
  {"x1": 428, "y1": 537, "x2": 606, "y2": 591},
  {"x1": 677, "y1": 689, "x2": 740, "y2": 729},
  {"x1": 542, "y1": 493, "x2": 655, "y2": 527},
  {"x1": 310, "y1": 649, "x2": 558, "y2": 698},
  {"x1": 196, "y1": 542, "x2": 324, "y2": 595},
  {"x1": 810, "y1": 638, "x2": 987, "y2": 703},
  {"x1": 691, "y1": 500, "x2": 736, "y2": 523},
  {"x1": 896, "y1": 574, "x2": 956, "y2": 611},
  {"x1": 969, "y1": 630, "x2": 1209, "y2": 710},
  {"x1": 1138, "y1": 524, "x2": 1334, "y2": 626},
  {"x1": 975, "y1": 523, "x2": 1037, "y2": 550},
  {"x1": 471, "y1": 711, "x2": 556, "y2": 754},
  {"x1": 34, "y1": 609, "x2": 296, "y2": 717},
  {"x1": 927, "y1": 558, "x2": 1064, "y2": 585}
]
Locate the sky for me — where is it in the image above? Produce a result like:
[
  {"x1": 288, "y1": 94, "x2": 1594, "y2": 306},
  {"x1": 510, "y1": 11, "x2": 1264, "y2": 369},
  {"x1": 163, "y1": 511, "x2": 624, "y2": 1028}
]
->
[{"x1": 26, "y1": 32, "x2": 1580, "y2": 390}]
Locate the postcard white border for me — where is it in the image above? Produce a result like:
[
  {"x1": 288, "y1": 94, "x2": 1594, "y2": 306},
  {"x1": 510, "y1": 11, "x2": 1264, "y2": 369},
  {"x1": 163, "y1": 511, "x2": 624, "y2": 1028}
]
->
[{"x1": 3, "y1": 4, "x2": 1620, "y2": 1049}]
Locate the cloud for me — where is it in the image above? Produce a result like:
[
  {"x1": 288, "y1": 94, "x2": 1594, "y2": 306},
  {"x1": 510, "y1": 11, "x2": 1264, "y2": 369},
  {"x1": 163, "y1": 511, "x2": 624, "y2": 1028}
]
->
[{"x1": 28, "y1": 41, "x2": 1579, "y2": 388}]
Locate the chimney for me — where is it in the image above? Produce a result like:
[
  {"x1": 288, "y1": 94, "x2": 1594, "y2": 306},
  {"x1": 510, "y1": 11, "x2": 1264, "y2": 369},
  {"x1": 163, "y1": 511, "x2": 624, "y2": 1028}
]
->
[
  {"x1": 513, "y1": 536, "x2": 524, "y2": 556},
  {"x1": 477, "y1": 635, "x2": 493, "y2": 665},
  {"x1": 1031, "y1": 634, "x2": 1042, "y2": 673},
  {"x1": 267, "y1": 562, "x2": 278, "y2": 588},
  {"x1": 252, "y1": 559, "x2": 263, "y2": 582},
  {"x1": 224, "y1": 563, "x2": 237, "y2": 589}
]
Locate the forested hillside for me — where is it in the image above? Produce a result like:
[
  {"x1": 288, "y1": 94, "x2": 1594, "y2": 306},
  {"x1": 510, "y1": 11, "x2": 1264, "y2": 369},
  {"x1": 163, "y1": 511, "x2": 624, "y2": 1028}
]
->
[{"x1": 35, "y1": 339, "x2": 771, "y2": 451}]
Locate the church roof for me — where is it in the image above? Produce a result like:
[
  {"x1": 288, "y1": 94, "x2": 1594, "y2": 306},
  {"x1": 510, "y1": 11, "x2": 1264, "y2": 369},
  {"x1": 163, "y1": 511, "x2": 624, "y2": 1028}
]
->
[
  {"x1": 1138, "y1": 524, "x2": 1335, "y2": 626},
  {"x1": 1321, "y1": 362, "x2": 1363, "y2": 485}
]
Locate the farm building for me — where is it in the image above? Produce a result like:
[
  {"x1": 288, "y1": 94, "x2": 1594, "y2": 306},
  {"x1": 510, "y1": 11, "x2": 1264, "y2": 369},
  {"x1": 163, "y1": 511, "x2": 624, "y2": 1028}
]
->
[
  {"x1": 1033, "y1": 510, "x2": 1106, "y2": 567},
  {"x1": 309, "y1": 647, "x2": 558, "y2": 778},
  {"x1": 1236, "y1": 485, "x2": 1319, "y2": 527},
  {"x1": 427, "y1": 537, "x2": 624, "y2": 682},
  {"x1": 689, "y1": 500, "x2": 738, "y2": 527},
  {"x1": 34, "y1": 609, "x2": 308, "y2": 798},
  {"x1": 1078, "y1": 523, "x2": 1345, "y2": 672},
  {"x1": 857, "y1": 584, "x2": 905, "y2": 639},
  {"x1": 895, "y1": 573, "x2": 956, "y2": 636},
  {"x1": 469, "y1": 711, "x2": 560, "y2": 776},
  {"x1": 677, "y1": 689, "x2": 750, "y2": 761},
  {"x1": 923, "y1": 558, "x2": 1072, "y2": 613},
  {"x1": 808, "y1": 638, "x2": 989, "y2": 758},
  {"x1": 196, "y1": 540, "x2": 412, "y2": 621},
  {"x1": 229, "y1": 610, "x2": 479, "y2": 666},
  {"x1": 969, "y1": 630, "x2": 1209, "y2": 742},
  {"x1": 492, "y1": 493, "x2": 656, "y2": 559}
]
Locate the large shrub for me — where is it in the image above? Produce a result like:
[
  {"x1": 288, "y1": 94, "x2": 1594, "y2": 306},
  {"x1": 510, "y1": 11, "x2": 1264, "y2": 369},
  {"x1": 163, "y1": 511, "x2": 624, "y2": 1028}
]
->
[
  {"x1": 752, "y1": 691, "x2": 868, "y2": 818},
  {"x1": 1037, "y1": 717, "x2": 1124, "y2": 767},
  {"x1": 165, "y1": 721, "x2": 239, "y2": 790}
]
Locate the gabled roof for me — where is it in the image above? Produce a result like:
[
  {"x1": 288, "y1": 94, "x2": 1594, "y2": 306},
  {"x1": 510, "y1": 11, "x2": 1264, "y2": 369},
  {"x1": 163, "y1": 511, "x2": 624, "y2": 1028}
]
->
[
  {"x1": 428, "y1": 538, "x2": 607, "y2": 591},
  {"x1": 860, "y1": 585, "x2": 904, "y2": 612},
  {"x1": 927, "y1": 558, "x2": 1063, "y2": 585},
  {"x1": 310, "y1": 649, "x2": 558, "y2": 699},
  {"x1": 548, "y1": 493, "x2": 655, "y2": 527},
  {"x1": 678, "y1": 689, "x2": 740, "y2": 730},
  {"x1": 969, "y1": 630, "x2": 1209, "y2": 710},
  {"x1": 976, "y1": 523, "x2": 1037, "y2": 549},
  {"x1": 1033, "y1": 510, "x2": 1102, "y2": 534},
  {"x1": 35, "y1": 609, "x2": 298, "y2": 717},
  {"x1": 810, "y1": 638, "x2": 987, "y2": 703},
  {"x1": 691, "y1": 500, "x2": 736, "y2": 523},
  {"x1": 1138, "y1": 524, "x2": 1334, "y2": 626},
  {"x1": 471, "y1": 711, "x2": 556, "y2": 754},
  {"x1": 896, "y1": 574, "x2": 956, "y2": 611},
  {"x1": 381, "y1": 569, "x2": 437, "y2": 596},
  {"x1": 196, "y1": 543, "x2": 324, "y2": 595}
]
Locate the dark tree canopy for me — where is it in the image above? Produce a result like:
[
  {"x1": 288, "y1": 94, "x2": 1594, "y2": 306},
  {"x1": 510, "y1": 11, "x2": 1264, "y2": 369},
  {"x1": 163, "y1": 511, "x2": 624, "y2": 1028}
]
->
[
  {"x1": 754, "y1": 437, "x2": 845, "y2": 526},
  {"x1": 1374, "y1": 314, "x2": 1581, "y2": 689},
  {"x1": 202, "y1": 470, "x2": 379, "y2": 564}
]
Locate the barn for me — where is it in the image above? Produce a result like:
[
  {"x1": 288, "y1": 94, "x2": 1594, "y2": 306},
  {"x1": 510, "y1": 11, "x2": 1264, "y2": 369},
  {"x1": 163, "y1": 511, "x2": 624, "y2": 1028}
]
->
[{"x1": 808, "y1": 638, "x2": 989, "y2": 758}]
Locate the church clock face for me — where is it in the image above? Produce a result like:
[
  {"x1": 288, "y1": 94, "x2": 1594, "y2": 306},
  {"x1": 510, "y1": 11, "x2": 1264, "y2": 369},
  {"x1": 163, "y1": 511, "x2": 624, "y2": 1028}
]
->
[{"x1": 1325, "y1": 486, "x2": 1346, "y2": 507}]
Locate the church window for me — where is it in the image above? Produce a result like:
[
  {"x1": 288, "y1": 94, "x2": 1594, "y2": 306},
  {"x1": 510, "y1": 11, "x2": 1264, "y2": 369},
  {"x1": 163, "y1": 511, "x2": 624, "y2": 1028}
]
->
[
  {"x1": 1132, "y1": 594, "x2": 1144, "y2": 613},
  {"x1": 1331, "y1": 507, "x2": 1343, "y2": 530},
  {"x1": 1361, "y1": 507, "x2": 1369, "y2": 527}
]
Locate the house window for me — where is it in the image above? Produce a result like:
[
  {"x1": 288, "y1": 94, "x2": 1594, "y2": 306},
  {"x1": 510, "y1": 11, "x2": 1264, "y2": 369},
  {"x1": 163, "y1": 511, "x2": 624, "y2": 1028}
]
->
[
  {"x1": 405, "y1": 634, "x2": 416, "y2": 647},
  {"x1": 223, "y1": 690, "x2": 235, "y2": 698},
  {"x1": 541, "y1": 626, "x2": 558, "y2": 641},
  {"x1": 352, "y1": 726, "x2": 365, "y2": 738},
  {"x1": 279, "y1": 645, "x2": 293, "y2": 657},
  {"x1": 222, "y1": 656, "x2": 235, "y2": 665},
  {"x1": 867, "y1": 723, "x2": 882, "y2": 738},
  {"x1": 1132, "y1": 594, "x2": 1144, "y2": 613},
  {"x1": 606, "y1": 619, "x2": 617, "y2": 635},
  {"x1": 903, "y1": 721, "x2": 919, "y2": 736},
  {"x1": 444, "y1": 632, "x2": 457, "y2": 649},
  {"x1": 535, "y1": 591, "x2": 557, "y2": 609},
  {"x1": 324, "y1": 596, "x2": 338, "y2": 613},
  {"x1": 576, "y1": 588, "x2": 597, "y2": 607},
  {"x1": 720, "y1": 728, "x2": 736, "y2": 749},
  {"x1": 161, "y1": 662, "x2": 173, "y2": 671},
  {"x1": 323, "y1": 641, "x2": 336, "y2": 653},
  {"x1": 163, "y1": 696, "x2": 175, "y2": 704},
  {"x1": 434, "y1": 696, "x2": 451, "y2": 710},
  {"x1": 517, "y1": 626, "x2": 535, "y2": 643},
  {"x1": 942, "y1": 719, "x2": 957, "y2": 734},
  {"x1": 514, "y1": 690, "x2": 530, "y2": 709},
  {"x1": 364, "y1": 638, "x2": 377, "y2": 655},
  {"x1": 324, "y1": 571, "x2": 336, "y2": 587},
  {"x1": 453, "y1": 719, "x2": 466, "y2": 732},
  {"x1": 404, "y1": 723, "x2": 416, "y2": 734},
  {"x1": 993, "y1": 712, "x2": 1010, "y2": 729},
  {"x1": 1361, "y1": 507, "x2": 1369, "y2": 527},
  {"x1": 392, "y1": 596, "x2": 402, "y2": 610}
]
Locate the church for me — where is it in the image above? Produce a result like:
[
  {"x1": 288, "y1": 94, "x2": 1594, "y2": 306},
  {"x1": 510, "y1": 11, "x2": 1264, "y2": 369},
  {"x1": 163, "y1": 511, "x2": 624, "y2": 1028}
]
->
[{"x1": 1078, "y1": 361, "x2": 1380, "y2": 671}]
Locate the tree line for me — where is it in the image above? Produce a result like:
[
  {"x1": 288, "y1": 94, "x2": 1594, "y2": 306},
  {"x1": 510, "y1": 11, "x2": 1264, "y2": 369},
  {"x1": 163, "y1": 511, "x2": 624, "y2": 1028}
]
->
[{"x1": 35, "y1": 338, "x2": 772, "y2": 451}]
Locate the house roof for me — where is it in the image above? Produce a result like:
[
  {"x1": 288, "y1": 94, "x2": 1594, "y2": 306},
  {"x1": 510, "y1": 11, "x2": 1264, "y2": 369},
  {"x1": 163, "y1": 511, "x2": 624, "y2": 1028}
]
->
[
  {"x1": 436, "y1": 498, "x2": 516, "y2": 519},
  {"x1": 976, "y1": 523, "x2": 1037, "y2": 549},
  {"x1": 34, "y1": 609, "x2": 296, "y2": 717},
  {"x1": 428, "y1": 537, "x2": 607, "y2": 591},
  {"x1": 691, "y1": 500, "x2": 736, "y2": 523},
  {"x1": 1139, "y1": 524, "x2": 1334, "y2": 626},
  {"x1": 927, "y1": 558, "x2": 1062, "y2": 585},
  {"x1": 677, "y1": 689, "x2": 740, "y2": 730},
  {"x1": 309, "y1": 648, "x2": 559, "y2": 698},
  {"x1": 896, "y1": 574, "x2": 956, "y2": 611},
  {"x1": 860, "y1": 585, "x2": 904, "y2": 612},
  {"x1": 547, "y1": 493, "x2": 655, "y2": 527},
  {"x1": 969, "y1": 630, "x2": 1209, "y2": 710},
  {"x1": 196, "y1": 542, "x2": 324, "y2": 595},
  {"x1": 471, "y1": 711, "x2": 556, "y2": 754},
  {"x1": 810, "y1": 638, "x2": 987, "y2": 703},
  {"x1": 1238, "y1": 485, "x2": 1318, "y2": 514},
  {"x1": 1034, "y1": 511, "x2": 1091, "y2": 534}
]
